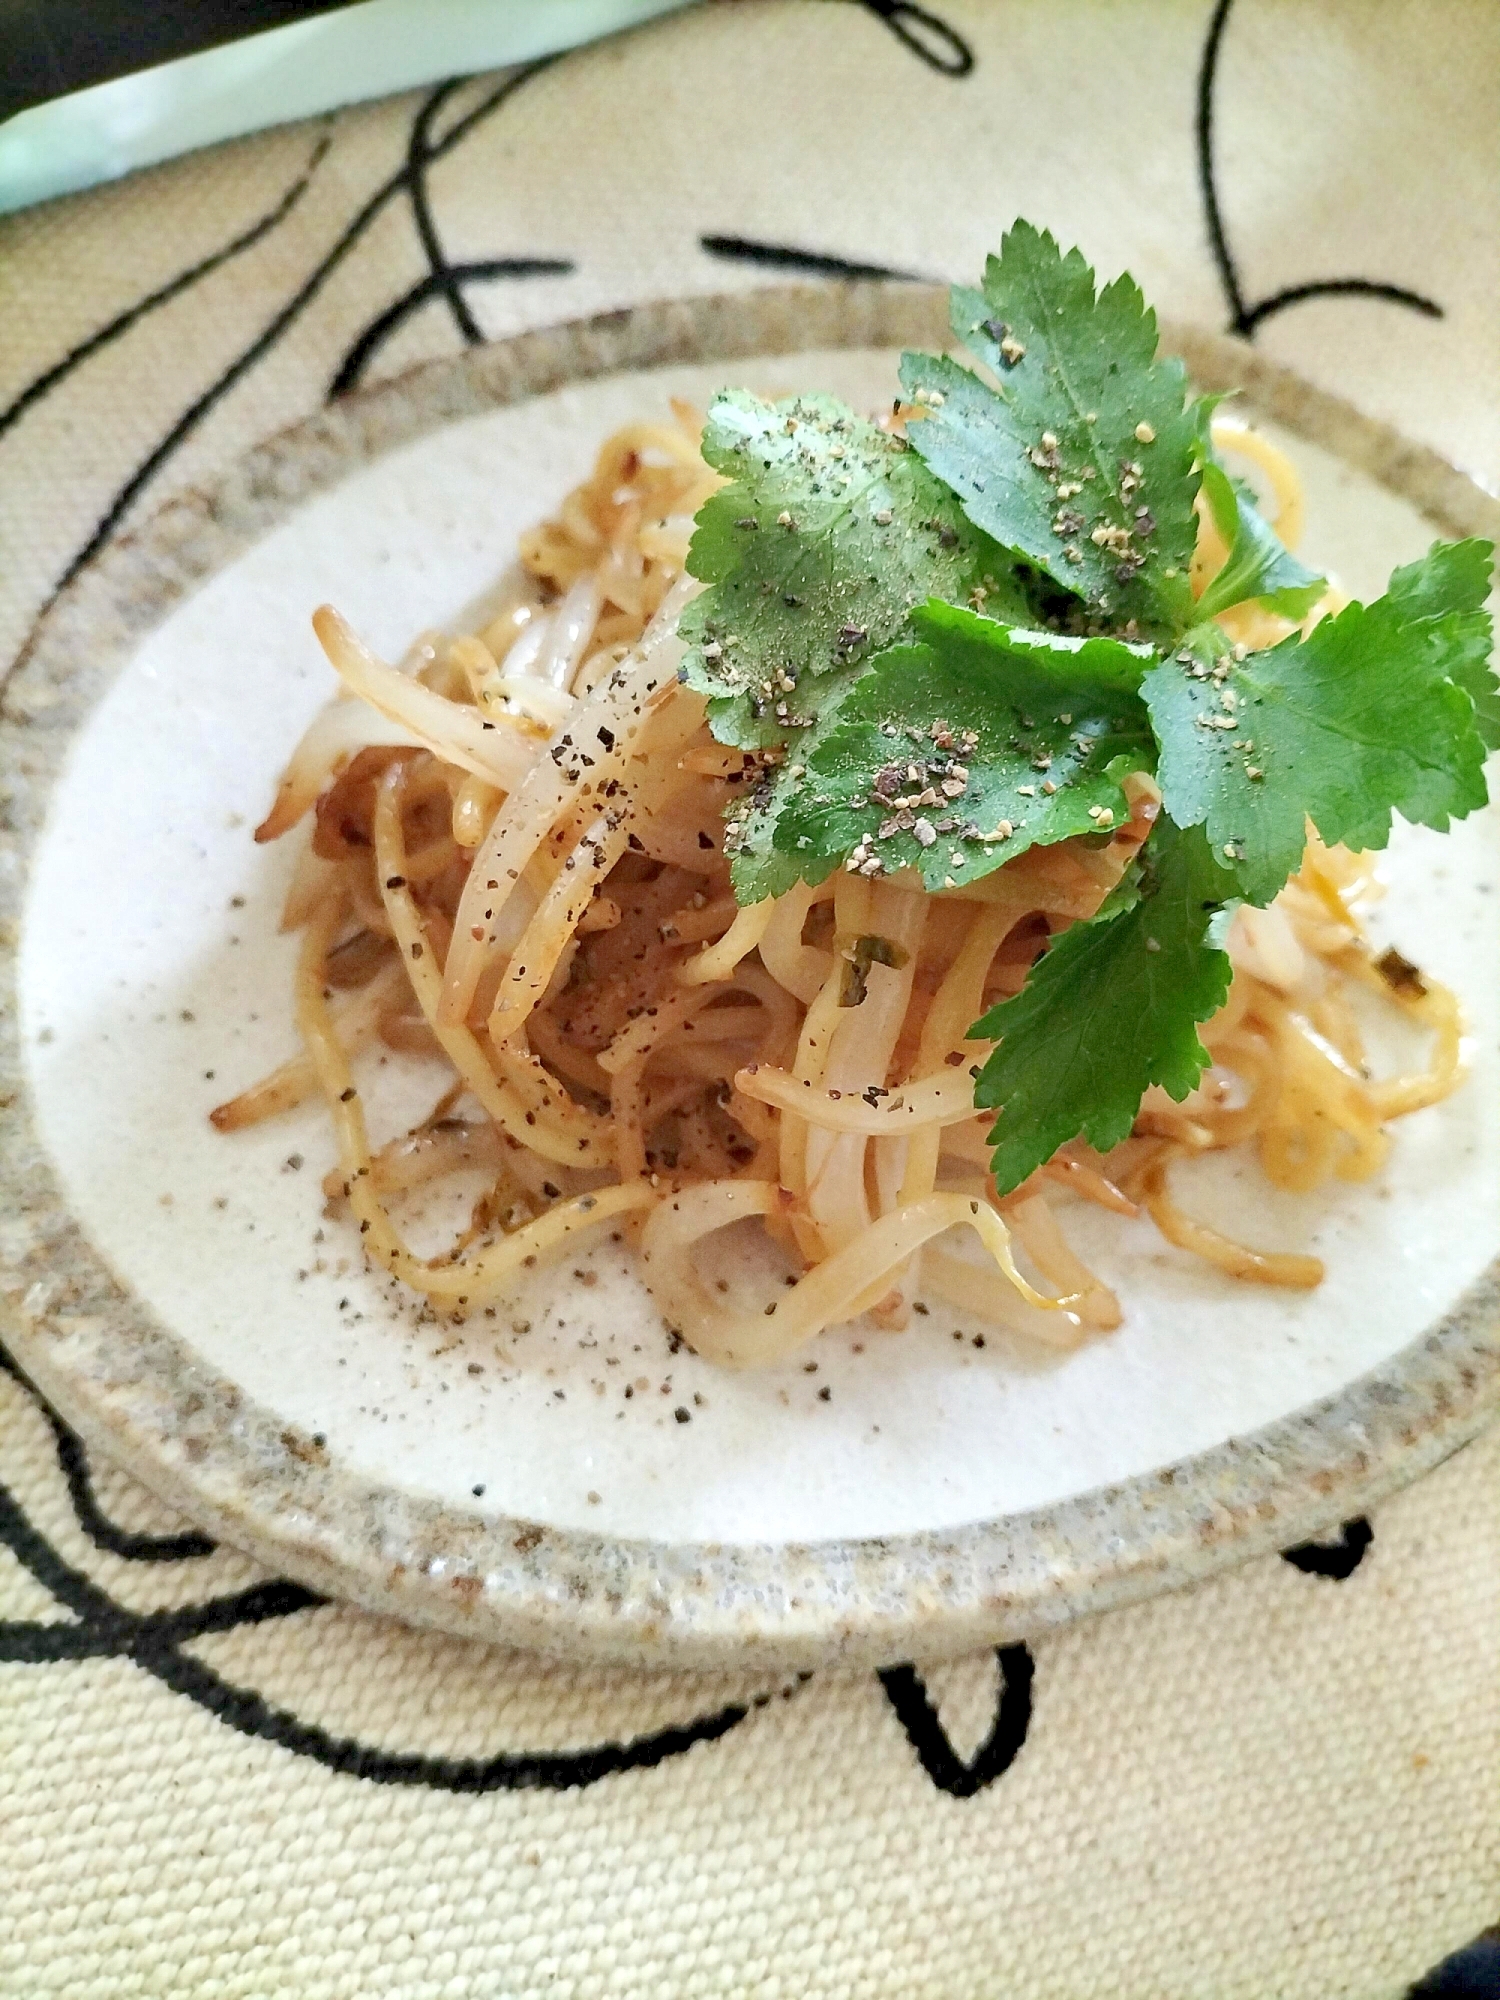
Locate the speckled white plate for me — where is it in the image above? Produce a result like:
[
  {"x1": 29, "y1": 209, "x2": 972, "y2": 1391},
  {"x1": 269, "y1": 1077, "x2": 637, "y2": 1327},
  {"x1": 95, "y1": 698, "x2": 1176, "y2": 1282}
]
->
[{"x1": 3, "y1": 285, "x2": 1498, "y2": 1669}]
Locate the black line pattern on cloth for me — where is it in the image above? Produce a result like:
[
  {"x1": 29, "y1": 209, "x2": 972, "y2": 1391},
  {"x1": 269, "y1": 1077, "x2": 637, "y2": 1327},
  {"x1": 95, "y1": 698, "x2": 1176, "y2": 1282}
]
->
[
  {"x1": 1279, "y1": 1516, "x2": 1374, "y2": 1580},
  {"x1": 326, "y1": 78, "x2": 575, "y2": 397},
  {"x1": 407, "y1": 82, "x2": 489, "y2": 346},
  {"x1": 699, "y1": 235, "x2": 923, "y2": 283},
  {"x1": 0, "y1": 1483, "x2": 777, "y2": 1788},
  {"x1": 0, "y1": 1344, "x2": 215, "y2": 1562},
  {"x1": 1406, "y1": 1925, "x2": 1500, "y2": 1999},
  {"x1": 21, "y1": 63, "x2": 564, "y2": 622},
  {"x1": 10, "y1": 0, "x2": 1444, "y2": 650},
  {"x1": 328, "y1": 258, "x2": 574, "y2": 400},
  {"x1": 0, "y1": 129, "x2": 334, "y2": 446},
  {"x1": 0, "y1": 1411, "x2": 799, "y2": 1793},
  {"x1": 0, "y1": 1338, "x2": 1029, "y2": 1796},
  {"x1": 1195, "y1": 0, "x2": 1442, "y2": 338},
  {"x1": 0, "y1": 1395, "x2": 1469, "y2": 1982},
  {"x1": 879, "y1": 1646, "x2": 1034, "y2": 1796},
  {"x1": 5, "y1": 0, "x2": 970, "y2": 625},
  {"x1": 4, "y1": 8, "x2": 965, "y2": 587},
  {"x1": 854, "y1": 0, "x2": 974, "y2": 77}
]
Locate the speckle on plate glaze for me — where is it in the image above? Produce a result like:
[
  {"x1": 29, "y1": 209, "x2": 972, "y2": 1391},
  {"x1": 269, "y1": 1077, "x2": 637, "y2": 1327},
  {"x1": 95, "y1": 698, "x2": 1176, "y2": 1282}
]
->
[{"x1": 2, "y1": 286, "x2": 1498, "y2": 1669}]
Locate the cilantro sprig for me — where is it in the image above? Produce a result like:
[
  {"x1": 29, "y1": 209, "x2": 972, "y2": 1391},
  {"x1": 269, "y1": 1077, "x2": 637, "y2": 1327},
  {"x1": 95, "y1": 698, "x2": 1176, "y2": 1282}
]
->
[{"x1": 677, "y1": 225, "x2": 1496, "y2": 1197}]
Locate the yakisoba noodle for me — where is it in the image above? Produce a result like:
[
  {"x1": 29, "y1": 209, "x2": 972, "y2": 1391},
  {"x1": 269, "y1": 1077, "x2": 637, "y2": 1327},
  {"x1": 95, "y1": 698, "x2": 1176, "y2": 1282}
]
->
[{"x1": 213, "y1": 402, "x2": 1464, "y2": 1367}]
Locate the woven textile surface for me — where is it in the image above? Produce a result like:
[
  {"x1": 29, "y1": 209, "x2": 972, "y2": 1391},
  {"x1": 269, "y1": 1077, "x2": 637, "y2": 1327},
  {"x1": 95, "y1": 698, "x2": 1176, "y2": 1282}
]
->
[{"x1": 1, "y1": 3, "x2": 1497, "y2": 1994}]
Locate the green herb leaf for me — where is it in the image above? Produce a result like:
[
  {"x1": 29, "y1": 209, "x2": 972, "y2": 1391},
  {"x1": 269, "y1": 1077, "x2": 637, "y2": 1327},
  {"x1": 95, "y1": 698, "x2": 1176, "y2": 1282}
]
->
[
  {"x1": 1387, "y1": 538, "x2": 1499, "y2": 750},
  {"x1": 672, "y1": 227, "x2": 1494, "y2": 1192},
  {"x1": 756, "y1": 600, "x2": 1155, "y2": 893},
  {"x1": 1142, "y1": 579, "x2": 1491, "y2": 904},
  {"x1": 677, "y1": 390, "x2": 1022, "y2": 750},
  {"x1": 1387, "y1": 537, "x2": 1492, "y2": 621},
  {"x1": 724, "y1": 779, "x2": 814, "y2": 905},
  {"x1": 1193, "y1": 459, "x2": 1325, "y2": 621},
  {"x1": 898, "y1": 221, "x2": 1201, "y2": 637},
  {"x1": 971, "y1": 821, "x2": 1235, "y2": 1194}
]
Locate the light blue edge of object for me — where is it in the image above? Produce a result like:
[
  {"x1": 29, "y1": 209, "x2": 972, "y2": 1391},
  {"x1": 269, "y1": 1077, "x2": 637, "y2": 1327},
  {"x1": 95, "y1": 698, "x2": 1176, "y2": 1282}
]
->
[{"x1": 0, "y1": 0, "x2": 697, "y2": 215}]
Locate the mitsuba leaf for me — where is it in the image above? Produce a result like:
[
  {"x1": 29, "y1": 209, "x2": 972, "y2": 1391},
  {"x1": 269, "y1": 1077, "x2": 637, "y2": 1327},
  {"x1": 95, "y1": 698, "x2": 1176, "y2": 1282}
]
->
[
  {"x1": 725, "y1": 776, "x2": 814, "y2": 904},
  {"x1": 898, "y1": 221, "x2": 1202, "y2": 637},
  {"x1": 677, "y1": 390, "x2": 1024, "y2": 751},
  {"x1": 971, "y1": 821, "x2": 1235, "y2": 1195},
  {"x1": 1386, "y1": 537, "x2": 1492, "y2": 621},
  {"x1": 759, "y1": 601, "x2": 1155, "y2": 893},
  {"x1": 1089, "y1": 846, "x2": 1146, "y2": 922},
  {"x1": 1142, "y1": 580, "x2": 1491, "y2": 904},
  {"x1": 1387, "y1": 538, "x2": 1499, "y2": 750},
  {"x1": 1193, "y1": 459, "x2": 1325, "y2": 621}
]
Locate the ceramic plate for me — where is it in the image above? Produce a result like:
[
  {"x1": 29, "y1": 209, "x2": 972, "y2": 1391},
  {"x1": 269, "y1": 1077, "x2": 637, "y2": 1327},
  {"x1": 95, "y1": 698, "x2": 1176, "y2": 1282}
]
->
[{"x1": 3, "y1": 284, "x2": 1498, "y2": 1669}]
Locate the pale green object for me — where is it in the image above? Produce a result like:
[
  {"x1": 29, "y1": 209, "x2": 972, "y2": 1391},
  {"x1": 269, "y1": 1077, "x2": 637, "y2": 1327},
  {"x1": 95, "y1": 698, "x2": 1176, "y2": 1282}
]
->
[{"x1": 0, "y1": 0, "x2": 694, "y2": 214}]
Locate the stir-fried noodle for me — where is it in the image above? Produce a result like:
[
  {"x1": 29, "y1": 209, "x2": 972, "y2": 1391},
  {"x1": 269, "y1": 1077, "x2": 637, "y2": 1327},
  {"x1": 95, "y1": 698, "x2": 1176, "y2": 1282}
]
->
[{"x1": 214, "y1": 403, "x2": 1464, "y2": 1365}]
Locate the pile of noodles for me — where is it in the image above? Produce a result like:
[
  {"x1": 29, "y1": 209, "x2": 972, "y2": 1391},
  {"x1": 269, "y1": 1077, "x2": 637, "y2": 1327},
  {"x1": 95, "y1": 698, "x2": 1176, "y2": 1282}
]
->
[{"x1": 212, "y1": 401, "x2": 1464, "y2": 1366}]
